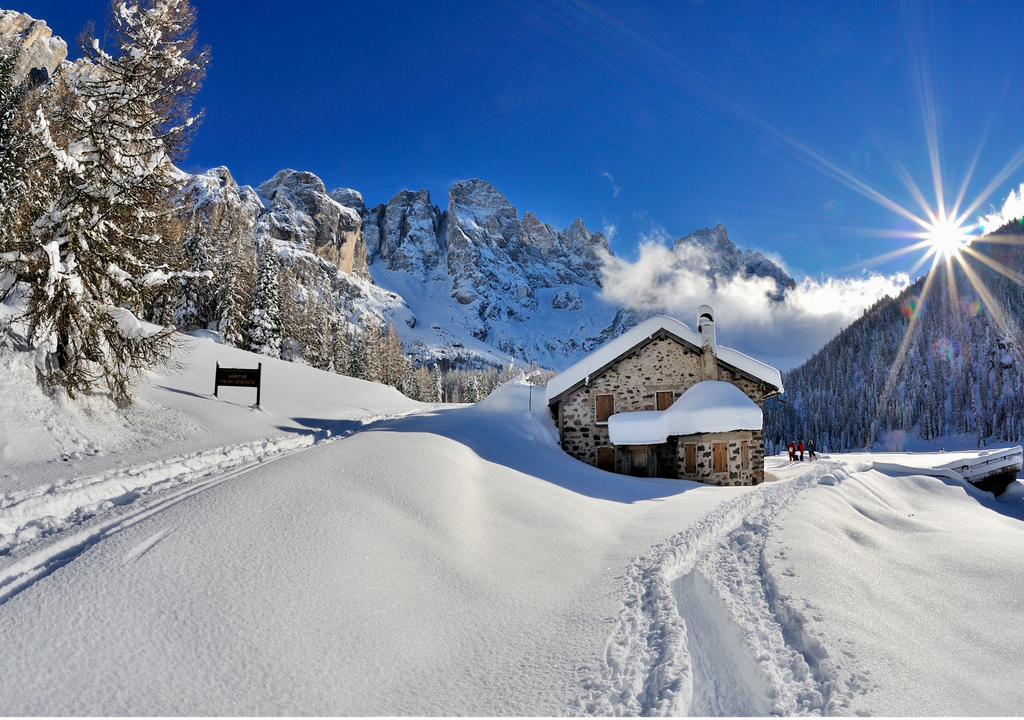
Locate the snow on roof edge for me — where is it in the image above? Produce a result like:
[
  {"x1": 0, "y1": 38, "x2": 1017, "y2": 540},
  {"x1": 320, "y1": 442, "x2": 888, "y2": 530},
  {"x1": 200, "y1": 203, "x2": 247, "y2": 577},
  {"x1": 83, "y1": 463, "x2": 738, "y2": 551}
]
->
[
  {"x1": 608, "y1": 380, "x2": 763, "y2": 445},
  {"x1": 545, "y1": 316, "x2": 699, "y2": 402},
  {"x1": 545, "y1": 315, "x2": 782, "y2": 403}
]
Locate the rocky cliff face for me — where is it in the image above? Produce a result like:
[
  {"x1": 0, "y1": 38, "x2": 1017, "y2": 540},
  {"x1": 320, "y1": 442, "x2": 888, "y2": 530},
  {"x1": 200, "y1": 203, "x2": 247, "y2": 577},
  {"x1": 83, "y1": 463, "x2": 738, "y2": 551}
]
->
[
  {"x1": 675, "y1": 224, "x2": 795, "y2": 300},
  {"x1": 0, "y1": 10, "x2": 66, "y2": 84},
  {"x1": 357, "y1": 189, "x2": 444, "y2": 282},
  {"x1": 257, "y1": 169, "x2": 366, "y2": 276}
]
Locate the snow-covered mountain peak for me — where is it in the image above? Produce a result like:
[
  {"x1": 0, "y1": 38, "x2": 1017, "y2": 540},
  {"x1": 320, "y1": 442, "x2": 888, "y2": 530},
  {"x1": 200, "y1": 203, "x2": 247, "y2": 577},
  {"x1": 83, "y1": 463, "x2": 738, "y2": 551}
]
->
[
  {"x1": 255, "y1": 169, "x2": 365, "y2": 275},
  {"x1": 328, "y1": 187, "x2": 367, "y2": 215},
  {"x1": 448, "y1": 178, "x2": 520, "y2": 223},
  {"x1": 675, "y1": 223, "x2": 795, "y2": 300},
  {"x1": 361, "y1": 188, "x2": 444, "y2": 281}
]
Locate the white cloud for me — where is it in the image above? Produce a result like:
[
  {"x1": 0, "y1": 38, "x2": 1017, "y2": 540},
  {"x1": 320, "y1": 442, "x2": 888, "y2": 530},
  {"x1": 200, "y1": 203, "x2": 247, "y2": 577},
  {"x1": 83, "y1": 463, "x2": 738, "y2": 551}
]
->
[
  {"x1": 600, "y1": 171, "x2": 621, "y2": 197},
  {"x1": 597, "y1": 242, "x2": 909, "y2": 371},
  {"x1": 601, "y1": 219, "x2": 618, "y2": 241},
  {"x1": 637, "y1": 225, "x2": 673, "y2": 246},
  {"x1": 980, "y1": 182, "x2": 1024, "y2": 234}
]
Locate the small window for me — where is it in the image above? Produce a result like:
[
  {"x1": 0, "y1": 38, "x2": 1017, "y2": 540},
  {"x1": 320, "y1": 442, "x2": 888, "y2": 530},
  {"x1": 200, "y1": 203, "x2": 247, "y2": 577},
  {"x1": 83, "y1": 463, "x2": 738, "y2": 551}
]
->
[
  {"x1": 596, "y1": 394, "x2": 614, "y2": 423},
  {"x1": 684, "y1": 443, "x2": 697, "y2": 475},
  {"x1": 713, "y1": 443, "x2": 727, "y2": 473},
  {"x1": 741, "y1": 441, "x2": 749, "y2": 470},
  {"x1": 656, "y1": 391, "x2": 674, "y2": 411},
  {"x1": 597, "y1": 447, "x2": 615, "y2": 471}
]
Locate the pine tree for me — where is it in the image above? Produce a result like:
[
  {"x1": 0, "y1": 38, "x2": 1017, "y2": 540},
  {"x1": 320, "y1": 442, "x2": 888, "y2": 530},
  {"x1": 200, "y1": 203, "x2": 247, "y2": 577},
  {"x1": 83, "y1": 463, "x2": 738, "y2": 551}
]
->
[
  {"x1": 173, "y1": 230, "x2": 214, "y2": 330},
  {"x1": 331, "y1": 318, "x2": 351, "y2": 376},
  {"x1": 216, "y1": 237, "x2": 255, "y2": 348},
  {"x1": 0, "y1": 48, "x2": 25, "y2": 238},
  {"x1": 0, "y1": 0, "x2": 208, "y2": 404},
  {"x1": 467, "y1": 373, "x2": 482, "y2": 403},
  {"x1": 431, "y1": 363, "x2": 443, "y2": 402},
  {"x1": 247, "y1": 243, "x2": 282, "y2": 358},
  {"x1": 380, "y1": 320, "x2": 406, "y2": 388},
  {"x1": 301, "y1": 289, "x2": 332, "y2": 370},
  {"x1": 356, "y1": 315, "x2": 382, "y2": 383},
  {"x1": 278, "y1": 265, "x2": 302, "y2": 362}
]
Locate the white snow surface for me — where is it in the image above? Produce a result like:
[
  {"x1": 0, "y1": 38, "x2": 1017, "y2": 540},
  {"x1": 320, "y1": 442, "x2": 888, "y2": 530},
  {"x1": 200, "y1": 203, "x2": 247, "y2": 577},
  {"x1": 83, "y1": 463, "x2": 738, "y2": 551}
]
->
[
  {"x1": 545, "y1": 314, "x2": 783, "y2": 402},
  {"x1": 1, "y1": 335, "x2": 1023, "y2": 715},
  {"x1": 608, "y1": 380, "x2": 762, "y2": 446}
]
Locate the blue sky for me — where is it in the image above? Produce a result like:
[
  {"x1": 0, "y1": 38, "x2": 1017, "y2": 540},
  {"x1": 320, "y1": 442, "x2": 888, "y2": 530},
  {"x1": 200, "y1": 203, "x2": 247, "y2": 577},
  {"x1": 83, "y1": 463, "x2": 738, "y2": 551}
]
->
[{"x1": 14, "y1": 0, "x2": 1024, "y2": 281}]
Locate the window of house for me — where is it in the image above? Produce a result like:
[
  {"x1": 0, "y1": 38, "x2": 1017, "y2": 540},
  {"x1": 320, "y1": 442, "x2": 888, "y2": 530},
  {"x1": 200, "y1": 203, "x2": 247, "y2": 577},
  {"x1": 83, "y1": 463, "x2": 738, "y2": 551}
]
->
[
  {"x1": 596, "y1": 394, "x2": 614, "y2": 423},
  {"x1": 684, "y1": 443, "x2": 697, "y2": 475},
  {"x1": 741, "y1": 441, "x2": 749, "y2": 470},
  {"x1": 656, "y1": 391, "x2": 675, "y2": 411},
  {"x1": 713, "y1": 442, "x2": 727, "y2": 473},
  {"x1": 597, "y1": 447, "x2": 615, "y2": 471}
]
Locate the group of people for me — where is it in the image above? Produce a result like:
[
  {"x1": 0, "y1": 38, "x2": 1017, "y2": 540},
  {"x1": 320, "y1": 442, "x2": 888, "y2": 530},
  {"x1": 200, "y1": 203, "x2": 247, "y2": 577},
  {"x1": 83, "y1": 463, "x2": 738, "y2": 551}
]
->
[{"x1": 787, "y1": 440, "x2": 816, "y2": 461}]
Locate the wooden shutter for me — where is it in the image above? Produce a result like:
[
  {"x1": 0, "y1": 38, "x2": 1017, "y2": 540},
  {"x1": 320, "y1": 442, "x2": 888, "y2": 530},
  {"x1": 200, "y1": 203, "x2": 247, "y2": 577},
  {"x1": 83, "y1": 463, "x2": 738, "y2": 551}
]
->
[
  {"x1": 597, "y1": 447, "x2": 615, "y2": 471},
  {"x1": 684, "y1": 443, "x2": 697, "y2": 475},
  {"x1": 596, "y1": 394, "x2": 614, "y2": 422},
  {"x1": 741, "y1": 441, "x2": 749, "y2": 470},
  {"x1": 656, "y1": 391, "x2": 674, "y2": 411},
  {"x1": 713, "y1": 443, "x2": 727, "y2": 473}
]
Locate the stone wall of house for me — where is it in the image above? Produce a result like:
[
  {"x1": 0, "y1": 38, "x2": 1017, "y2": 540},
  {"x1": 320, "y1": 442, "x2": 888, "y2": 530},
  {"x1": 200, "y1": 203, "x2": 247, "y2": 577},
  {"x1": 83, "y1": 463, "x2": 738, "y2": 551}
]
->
[
  {"x1": 557, "y1": 336, "x2": 705, "y2": 467},
  {"x1": 554, "y1": 335, "x2": 768, "y2": 484},
  {"x1": 672, "y1": 431, "x2": 763, "y2": 486}
]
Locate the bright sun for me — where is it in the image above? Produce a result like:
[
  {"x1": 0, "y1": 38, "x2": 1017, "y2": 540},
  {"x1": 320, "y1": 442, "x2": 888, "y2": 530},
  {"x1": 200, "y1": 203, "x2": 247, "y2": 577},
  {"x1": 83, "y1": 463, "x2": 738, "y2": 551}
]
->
[{"x1": 925, "y1": 217, "x2": 971, "y2": 260}]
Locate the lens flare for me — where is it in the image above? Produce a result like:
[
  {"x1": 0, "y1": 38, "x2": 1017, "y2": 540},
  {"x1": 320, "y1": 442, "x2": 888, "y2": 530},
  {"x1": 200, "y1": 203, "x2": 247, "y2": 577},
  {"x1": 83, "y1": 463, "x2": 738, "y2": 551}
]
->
[
  {"x1": 901, "y1": 295, "x2": 923, "y2": 319},
  {"x1": 959, "y1": 296, "x2": 982, "y2": 316},
  {"x1": 931, "y1": 337, "x2": 957, "y2": 363}
]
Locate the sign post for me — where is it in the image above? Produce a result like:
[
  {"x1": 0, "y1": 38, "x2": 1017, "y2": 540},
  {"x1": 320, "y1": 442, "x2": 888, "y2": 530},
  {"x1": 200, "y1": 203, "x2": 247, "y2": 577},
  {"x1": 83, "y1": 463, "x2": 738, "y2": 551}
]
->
[{"x1": 214, "y1": 362, "x2": 262, "y2": 407}]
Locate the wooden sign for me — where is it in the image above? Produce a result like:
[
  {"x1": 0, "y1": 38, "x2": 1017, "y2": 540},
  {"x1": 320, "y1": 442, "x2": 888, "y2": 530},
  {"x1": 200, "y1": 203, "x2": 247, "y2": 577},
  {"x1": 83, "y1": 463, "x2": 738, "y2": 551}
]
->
[{"x1": 214, "y1": 362, "x2": 262, "y2": 407}]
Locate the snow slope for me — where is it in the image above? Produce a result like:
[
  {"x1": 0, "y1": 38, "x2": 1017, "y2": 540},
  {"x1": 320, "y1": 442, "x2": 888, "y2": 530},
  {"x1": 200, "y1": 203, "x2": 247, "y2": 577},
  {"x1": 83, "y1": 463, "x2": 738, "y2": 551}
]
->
[{"x1": 1, "y1": 335, "x2": 1023, "y2": 715}]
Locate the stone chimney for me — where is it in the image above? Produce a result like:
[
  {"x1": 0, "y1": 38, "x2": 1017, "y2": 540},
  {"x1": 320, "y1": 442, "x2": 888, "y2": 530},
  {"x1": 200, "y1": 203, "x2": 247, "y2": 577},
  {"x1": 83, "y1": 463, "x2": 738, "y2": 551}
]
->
[{"x1": 698, "y1": 304, "x2": 718, "y2": 380}]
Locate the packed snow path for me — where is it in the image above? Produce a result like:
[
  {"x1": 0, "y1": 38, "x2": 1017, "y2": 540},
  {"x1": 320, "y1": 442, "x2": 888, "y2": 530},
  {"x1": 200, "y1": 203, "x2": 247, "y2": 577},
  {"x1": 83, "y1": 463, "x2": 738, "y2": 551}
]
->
[{"x1": 577, "y1": 460, "x2": 848, "y2": 716}]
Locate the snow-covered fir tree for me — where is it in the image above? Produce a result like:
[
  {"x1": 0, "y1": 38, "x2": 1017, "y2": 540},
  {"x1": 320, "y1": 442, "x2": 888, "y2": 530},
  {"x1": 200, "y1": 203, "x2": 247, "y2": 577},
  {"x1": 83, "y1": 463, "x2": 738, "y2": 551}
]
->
[
  {"x1": 215, "y1": 237, "x2": 255, "y2": 348},
  {"x1": 431, "y1": 364, "x2": 443, "y2": 403},
  {"x1": 247, "y1": 243, "x2": 282, "y2": 358},
  {"x1": 0, "y1": 48, "x2": 24, "y2": 233},
  {"x1": 173, "y1": 230, "x2": 214, "y2": 330},
  {"x1": 278, "y1": 267, "x2": 302, "y2": 362},
  {"x1": 301, "y1": 291, "x2": 333, "y2": 371},
  {"x1": 0, "y1": 0, "x2": 208, "y2": 404},
  {"x1": 331, "y1": 319, "x2": 351, "y2": 376},
  {"x1": 347, "y1": 315, "x2": 375, "y2": 382}
]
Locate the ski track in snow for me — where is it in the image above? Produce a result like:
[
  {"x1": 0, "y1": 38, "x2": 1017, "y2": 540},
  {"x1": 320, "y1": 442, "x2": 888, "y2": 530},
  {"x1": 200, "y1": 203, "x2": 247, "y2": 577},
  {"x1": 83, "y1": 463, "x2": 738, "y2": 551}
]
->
[
  {"x1": 0, "y1": 409, "x2": 423, "y2": 607},
  {"x1": 577, "y1": 460, "x2": 868, "y2": 717}
]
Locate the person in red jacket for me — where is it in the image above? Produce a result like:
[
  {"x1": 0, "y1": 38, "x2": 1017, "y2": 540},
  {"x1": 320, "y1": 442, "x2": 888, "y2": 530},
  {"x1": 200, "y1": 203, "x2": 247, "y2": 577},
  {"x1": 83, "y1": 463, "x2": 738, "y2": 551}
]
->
[
  {"x1": 798, "y1": 441, "x2": 805, "y2": 461},
  {"x1": 787, "y1": 441, "x2": 796, "y2": 461}
]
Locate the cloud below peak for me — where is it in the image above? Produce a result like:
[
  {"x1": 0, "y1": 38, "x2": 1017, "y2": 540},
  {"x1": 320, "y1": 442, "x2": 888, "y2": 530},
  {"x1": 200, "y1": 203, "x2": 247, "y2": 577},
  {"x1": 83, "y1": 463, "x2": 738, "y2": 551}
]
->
[{"x1": 597, "y1": 241, "x2": 909, "y2": 371}]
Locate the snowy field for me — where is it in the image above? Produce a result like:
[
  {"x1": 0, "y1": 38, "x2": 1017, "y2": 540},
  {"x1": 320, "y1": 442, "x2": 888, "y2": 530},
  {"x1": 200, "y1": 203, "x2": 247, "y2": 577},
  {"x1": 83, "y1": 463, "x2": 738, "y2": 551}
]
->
[{"x1": 1, "y1": 333, "x2": 1023, "y2": 715}]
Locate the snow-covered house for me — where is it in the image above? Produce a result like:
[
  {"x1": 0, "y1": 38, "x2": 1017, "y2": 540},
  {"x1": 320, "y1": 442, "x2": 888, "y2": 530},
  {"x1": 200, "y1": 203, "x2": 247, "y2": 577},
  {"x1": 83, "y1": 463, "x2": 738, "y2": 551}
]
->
[{"x1": 545, "y1": 308, "x2": 783, "y2": 485}]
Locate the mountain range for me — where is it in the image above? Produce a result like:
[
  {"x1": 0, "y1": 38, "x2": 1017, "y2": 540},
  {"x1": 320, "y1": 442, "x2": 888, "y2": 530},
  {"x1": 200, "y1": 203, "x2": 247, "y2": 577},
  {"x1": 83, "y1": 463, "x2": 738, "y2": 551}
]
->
[{"x1": 183, "y1": 166, "x2": 796, "y2": 370}]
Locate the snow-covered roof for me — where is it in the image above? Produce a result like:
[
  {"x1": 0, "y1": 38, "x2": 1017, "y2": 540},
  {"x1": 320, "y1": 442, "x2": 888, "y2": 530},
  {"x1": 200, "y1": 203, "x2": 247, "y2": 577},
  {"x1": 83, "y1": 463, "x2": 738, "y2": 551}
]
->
[
  {"x1": 545, "y1": 315, "x2": 783, "y2": 403},
  {"x1": 608, "y1": 380, "x2": 762, "y2": 446}
]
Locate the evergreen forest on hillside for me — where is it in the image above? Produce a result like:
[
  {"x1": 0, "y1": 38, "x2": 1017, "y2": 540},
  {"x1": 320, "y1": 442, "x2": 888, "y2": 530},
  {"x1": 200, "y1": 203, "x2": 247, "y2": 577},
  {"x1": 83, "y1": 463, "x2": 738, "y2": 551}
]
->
[{"x1": 766, "y1": 218, "x2": 1024, "y2": 452}]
